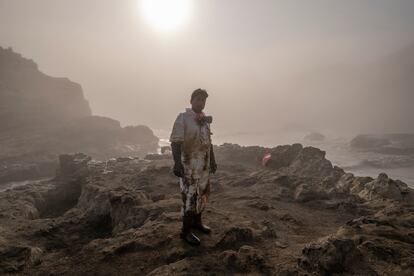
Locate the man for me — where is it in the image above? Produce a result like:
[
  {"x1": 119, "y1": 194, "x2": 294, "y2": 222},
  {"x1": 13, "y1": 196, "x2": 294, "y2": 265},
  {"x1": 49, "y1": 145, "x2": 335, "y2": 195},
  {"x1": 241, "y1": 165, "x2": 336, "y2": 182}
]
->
[{"x1": 169, "y1": 88, "x2": 217, "y2": 246}]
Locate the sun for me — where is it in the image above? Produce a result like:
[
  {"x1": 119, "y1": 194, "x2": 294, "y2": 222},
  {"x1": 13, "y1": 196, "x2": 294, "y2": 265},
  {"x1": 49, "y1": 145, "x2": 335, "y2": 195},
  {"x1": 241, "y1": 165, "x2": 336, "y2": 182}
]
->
[{"x1": 140, "y1": 0, "x2": 192, "y2": 33}]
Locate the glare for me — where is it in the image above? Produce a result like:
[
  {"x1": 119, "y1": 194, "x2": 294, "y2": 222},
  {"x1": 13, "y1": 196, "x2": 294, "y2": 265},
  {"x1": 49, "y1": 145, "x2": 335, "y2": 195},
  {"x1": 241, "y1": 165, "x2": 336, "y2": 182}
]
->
[{"x1": 140, "y1": 0, "x2": 192, "y2": 33}]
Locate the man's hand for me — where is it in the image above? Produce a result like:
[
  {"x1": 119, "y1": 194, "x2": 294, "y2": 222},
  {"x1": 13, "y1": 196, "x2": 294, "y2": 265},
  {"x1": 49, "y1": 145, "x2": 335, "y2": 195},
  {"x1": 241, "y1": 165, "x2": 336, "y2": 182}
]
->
[
  {"x1": 173, "y1": 162, "x2": 185, "y2": 177},
  {"x1": 209, "y1": 145, "x2": 217, "y2": 174},
  {"x1": 171, "y1": 142, "x2": 184, "y2": 177},
  {"x1": 209, "y1": 161, "x2": 217, "y2": 174}
]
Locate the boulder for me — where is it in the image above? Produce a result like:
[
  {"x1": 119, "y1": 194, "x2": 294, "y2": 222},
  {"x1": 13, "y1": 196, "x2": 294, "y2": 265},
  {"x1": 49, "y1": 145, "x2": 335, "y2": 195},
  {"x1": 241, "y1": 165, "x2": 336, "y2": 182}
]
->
[
  {"x1": 358, "y1": 173, "x2": 414, "y2": 202},
  {"x1": 215, "y1": 227, "x2": 255, "y2": 250},
  {"x1": 219, "y1": 245, "x2": 267, "y2": 273},
  {"x1": 304, "y1": 132, "x2": 325, "y2": 142},
  {"x1": 299, "y1": 238, "x2": 365, "y2": 274},
  {"x1": 0, "y1": 245, "x2": 43, "y2": 273}
]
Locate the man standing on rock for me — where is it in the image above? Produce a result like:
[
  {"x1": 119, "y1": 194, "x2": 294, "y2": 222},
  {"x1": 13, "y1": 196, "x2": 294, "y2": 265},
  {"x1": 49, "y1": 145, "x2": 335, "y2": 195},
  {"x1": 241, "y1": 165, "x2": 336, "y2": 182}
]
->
[{"x1": 169, "y1": 88, "x2": 217, "y2": 246}]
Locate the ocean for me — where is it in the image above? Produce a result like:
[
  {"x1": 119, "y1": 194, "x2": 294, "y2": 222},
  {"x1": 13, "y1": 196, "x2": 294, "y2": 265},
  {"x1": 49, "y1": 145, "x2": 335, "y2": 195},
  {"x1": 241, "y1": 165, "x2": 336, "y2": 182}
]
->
[{"x1": 155, "y1": 129, "x2": 414, "y2": 188}]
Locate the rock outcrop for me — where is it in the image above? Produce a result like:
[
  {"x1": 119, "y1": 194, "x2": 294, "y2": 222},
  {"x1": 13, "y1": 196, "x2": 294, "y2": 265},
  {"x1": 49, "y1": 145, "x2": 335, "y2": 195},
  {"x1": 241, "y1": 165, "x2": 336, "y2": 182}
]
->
[
  {"x1": 0, "y1": 47, "x2": 91, "y2": 130},
  {"x1": 0, "y1": 47, "x2": 158, "y2": 184},
  {"x1": 350, "y1": 133, "x2": 414, "y2": 155},
  {"x1": 304, "y1": 132, "x2": 325, "y2": 142},
  {"x1": 0, "y1": 143, "x2": 412, "y2": 275}
]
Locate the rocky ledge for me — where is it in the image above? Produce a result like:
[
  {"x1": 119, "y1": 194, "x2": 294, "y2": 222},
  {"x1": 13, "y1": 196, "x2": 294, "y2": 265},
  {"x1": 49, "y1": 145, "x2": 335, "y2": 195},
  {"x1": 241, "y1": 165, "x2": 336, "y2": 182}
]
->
[{"x1": 0, "y1": 143, "x2": 413, "y2": 275}]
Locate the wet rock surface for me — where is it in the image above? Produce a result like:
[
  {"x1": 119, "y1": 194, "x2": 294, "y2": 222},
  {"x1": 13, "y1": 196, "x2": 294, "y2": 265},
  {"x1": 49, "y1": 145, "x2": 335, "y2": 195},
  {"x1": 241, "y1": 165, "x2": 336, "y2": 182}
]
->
[{"x1": 0, "y1": 143, "x2": 413, "y2": 275}]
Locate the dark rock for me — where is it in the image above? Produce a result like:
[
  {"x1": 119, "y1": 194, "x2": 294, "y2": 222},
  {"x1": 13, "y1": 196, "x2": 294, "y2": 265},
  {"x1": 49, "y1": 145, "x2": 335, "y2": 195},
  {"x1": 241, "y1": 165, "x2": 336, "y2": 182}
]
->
[
  {"x1": 220, "y1": 245, "x2": 267, "y2": 273},
  {"x1": 0, "y1": 246, "x2": 42, "y2": 273},
  {"x1": 260, "y1": 220, "x2": 278, "y2": 239},
  {"x1": 0, "y1": 161, "x2": 56, "y2": 184},
  {"x1": 294, "y1": 183, "x2": 328, "y2": 202},
  {"x1": 357, "y1": 173, "x2": 414, "y2": 202},
  {"x1": 350, "y1": 134, "x2": 414, "y2": 155},
  {"x1": 304, "y1": 132, "x2": 325, "y2": 142},
  {"x1": 116, "y1": 157, "x2": 134, "y2": 162},
  {"x1": 57, "y1": 153, "x2": 91, "y2": 178},
  {"x1": 215, "y1": 143, "x2": 267, "y2": 167},
  {"x1": 215, "y1": 227, "x2": 255, "y2": 250},
  {"x1": 145, "y1": 154, "x2": 171, "y2": 160},
  {"x1": 216, "y1": 143, "x2": 344, "y2": 180},
  {"x1": 299, "y1": 238, "x2": 366, "y2": 274},
  {"x1": 351, "y1": 135, "x2": 391, "y2": 149}
]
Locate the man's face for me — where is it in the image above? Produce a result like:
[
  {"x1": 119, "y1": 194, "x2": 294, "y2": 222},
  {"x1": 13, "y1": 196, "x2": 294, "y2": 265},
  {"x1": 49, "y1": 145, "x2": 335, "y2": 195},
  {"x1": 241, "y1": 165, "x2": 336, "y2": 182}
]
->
[{"x1": 191, "y1": 95, "x2": 207, "y2": 113}]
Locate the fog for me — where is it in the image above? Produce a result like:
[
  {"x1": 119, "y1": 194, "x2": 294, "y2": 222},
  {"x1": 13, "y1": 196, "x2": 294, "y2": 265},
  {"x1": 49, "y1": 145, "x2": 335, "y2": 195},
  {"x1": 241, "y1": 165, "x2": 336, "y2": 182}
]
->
[{"x1": 1, "y1": 0, "x2": 413, "y2": 138}]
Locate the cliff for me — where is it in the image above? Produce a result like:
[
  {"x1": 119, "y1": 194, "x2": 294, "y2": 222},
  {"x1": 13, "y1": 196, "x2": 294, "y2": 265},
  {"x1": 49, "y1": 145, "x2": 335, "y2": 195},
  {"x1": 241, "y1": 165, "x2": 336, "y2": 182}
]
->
[
  {"x1": 0, "y1": 47, "x2": 158, "y2": 183},
  {"x1": 0, "y1": 47, "x2": 92, "y2": 131}
]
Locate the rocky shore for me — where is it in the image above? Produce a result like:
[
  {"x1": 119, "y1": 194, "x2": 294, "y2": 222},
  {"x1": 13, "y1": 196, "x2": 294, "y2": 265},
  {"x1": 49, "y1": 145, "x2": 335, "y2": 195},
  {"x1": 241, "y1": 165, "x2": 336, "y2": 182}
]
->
[{"x1": 0, "y1": 143, "x2": 413, "y2": 275}]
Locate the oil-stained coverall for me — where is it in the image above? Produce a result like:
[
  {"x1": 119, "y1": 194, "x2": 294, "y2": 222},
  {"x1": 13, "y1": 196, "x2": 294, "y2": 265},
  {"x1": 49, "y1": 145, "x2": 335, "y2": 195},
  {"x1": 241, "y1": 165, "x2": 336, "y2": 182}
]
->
[{"x1": 170, "y1": 108, "x2": 213, "y2": 216}]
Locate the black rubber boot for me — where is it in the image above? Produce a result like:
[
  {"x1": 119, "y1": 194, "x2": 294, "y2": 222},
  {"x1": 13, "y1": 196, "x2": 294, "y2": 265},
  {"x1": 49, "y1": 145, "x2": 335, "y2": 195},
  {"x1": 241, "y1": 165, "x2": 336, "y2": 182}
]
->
[
  {"x1": 193, "y1": 212, "x2": 211, "y2": 234},
  {"x1": 180, "y1": 213, "x2": 200, "y2": 246}
]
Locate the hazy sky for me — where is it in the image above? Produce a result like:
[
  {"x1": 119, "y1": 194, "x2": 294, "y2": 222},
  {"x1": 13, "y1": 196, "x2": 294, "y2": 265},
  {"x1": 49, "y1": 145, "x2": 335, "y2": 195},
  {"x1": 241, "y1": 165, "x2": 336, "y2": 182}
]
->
[{"x1": 1, "y1": 0, "x2": 413, "y2": 137}]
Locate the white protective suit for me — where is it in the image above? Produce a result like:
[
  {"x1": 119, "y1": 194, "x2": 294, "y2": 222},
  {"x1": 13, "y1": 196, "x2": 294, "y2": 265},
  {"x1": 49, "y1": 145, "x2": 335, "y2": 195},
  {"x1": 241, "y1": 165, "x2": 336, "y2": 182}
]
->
[{"x1": 169, "y1": 108, "x2": 212, "y2": 216}]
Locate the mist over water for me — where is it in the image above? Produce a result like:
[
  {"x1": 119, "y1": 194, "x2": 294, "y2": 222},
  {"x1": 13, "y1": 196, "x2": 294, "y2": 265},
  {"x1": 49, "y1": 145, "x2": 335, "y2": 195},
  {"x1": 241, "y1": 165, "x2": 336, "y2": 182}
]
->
[
  {"x1": 1, "y1": 3, "x2": 414, "y2": 275},
  {"x1": 1, "y1": 0, "x2": 414, "y2": 134},
  {"x1": 1, "y1": 0, "x2": 414, "y2": 187},
  {"x1": 155, "y1": 128, "x2": 414, "y2": 188}
]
